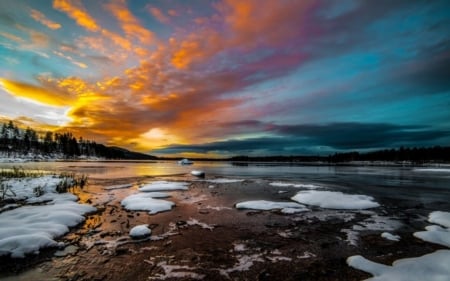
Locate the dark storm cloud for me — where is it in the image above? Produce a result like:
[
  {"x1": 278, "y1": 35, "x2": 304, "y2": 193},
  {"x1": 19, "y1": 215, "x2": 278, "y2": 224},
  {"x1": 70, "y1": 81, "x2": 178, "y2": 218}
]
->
[
  {"x1": 153, "y1": 122, "x2": 450, "y2": 155},
  {"x1": 275, "y1": 123, "x2": 449, "y2": 149}
]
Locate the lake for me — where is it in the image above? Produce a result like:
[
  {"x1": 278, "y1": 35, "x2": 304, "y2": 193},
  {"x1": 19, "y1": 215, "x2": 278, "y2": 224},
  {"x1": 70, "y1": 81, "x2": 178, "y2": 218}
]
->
[{"x1": 1, "y1": 161, "x2": 449, "y2": 209}]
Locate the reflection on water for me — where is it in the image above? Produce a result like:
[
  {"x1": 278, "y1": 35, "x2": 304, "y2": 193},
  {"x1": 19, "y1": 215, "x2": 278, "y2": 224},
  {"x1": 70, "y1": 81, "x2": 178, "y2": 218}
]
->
[{"x1": 0, "y1": 160, "x2": 449, "y2": 205}]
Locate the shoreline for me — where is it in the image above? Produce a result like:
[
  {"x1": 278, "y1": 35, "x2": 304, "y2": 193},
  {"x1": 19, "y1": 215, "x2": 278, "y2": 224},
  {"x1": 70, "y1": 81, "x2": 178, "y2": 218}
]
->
[{"x1": 1, "y1": 175, "x2": 449, "y2": 280}]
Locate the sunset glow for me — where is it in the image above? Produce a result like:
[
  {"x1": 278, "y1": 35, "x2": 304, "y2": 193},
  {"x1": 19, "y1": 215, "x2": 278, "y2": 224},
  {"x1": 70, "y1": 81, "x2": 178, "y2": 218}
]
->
[{"x1": 1, "y1": 0, "x2": 449, "y2": 156}]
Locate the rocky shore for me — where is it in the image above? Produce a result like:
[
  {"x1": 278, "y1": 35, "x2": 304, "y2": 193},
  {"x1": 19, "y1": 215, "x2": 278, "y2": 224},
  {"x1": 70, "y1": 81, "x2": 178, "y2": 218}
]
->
[{"x1": 1, "y1": 176, "x2": 448, "y2": 280}]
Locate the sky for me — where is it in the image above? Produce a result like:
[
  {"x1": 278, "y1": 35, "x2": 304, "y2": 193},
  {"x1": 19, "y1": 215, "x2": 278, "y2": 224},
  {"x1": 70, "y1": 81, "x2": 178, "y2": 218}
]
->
[{"x1": 0, "y1": 0, "x2": 449, "y2": 157}]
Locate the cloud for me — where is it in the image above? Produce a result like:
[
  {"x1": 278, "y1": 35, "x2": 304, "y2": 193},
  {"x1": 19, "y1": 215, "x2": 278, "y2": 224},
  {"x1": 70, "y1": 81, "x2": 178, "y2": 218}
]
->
[
  {"x1": 106, "y1": 0, "x2": 155, "y2": 45},
  {"x1": 53, "y1": 0, "x2": 99, "y2": 32},
  {"x1": 148, "y1": 6, "x2": 170, "y2": 24},
  {"x1": 30, "y1": 9, "x2": 61, "y2": 30},
  {"x1": 0, "y1": 78, "x2": 76, "y2": 107},
  {"x1": 153, "y1": 122, "x2": 450, "y2": 155}
]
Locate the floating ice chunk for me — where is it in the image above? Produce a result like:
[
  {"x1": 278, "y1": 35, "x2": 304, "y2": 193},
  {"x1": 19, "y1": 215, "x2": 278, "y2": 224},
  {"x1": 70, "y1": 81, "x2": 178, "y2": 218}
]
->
[
  {"x1": 129, "y1": 225, "x2": 151, "y2": 239},
  {"x1": 235, "y1": 200, "x2": 307, "y2": 212},
  {"x1": 121, "y1": 193, "x2": 175, "y2": 214},
  {"x1": 347, "y1": 250, "x2": 450, "y2": 281},
  {"x1": 139, "y1": 181, "x2": 189, "y2": 192},
  {"x1": 381, "y1": 232, "x2": 401, "y2": 241},
  {"x1": 291, "y1": 190, "x2": 379, "y2": 209}
]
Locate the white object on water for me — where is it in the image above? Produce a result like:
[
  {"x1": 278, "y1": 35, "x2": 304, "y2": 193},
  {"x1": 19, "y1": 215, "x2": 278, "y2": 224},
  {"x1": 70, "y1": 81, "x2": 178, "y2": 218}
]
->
[
  {"x1": 191, "y1": 170, "x2": 205, "y2": 177},
  {"x1": 130, "y1": 225, "x2": 151, "y2": 238},
  {"x1": 178, "y1": 158, "x2": 193, "y2": 165}
]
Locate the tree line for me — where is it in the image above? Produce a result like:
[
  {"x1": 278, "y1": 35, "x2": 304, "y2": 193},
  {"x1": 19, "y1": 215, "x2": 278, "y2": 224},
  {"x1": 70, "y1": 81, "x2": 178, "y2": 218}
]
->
[
  {"x1": 327, "y1": 146, "x2": 450, "y2": 163},
  {"x1": 0, "y1": 120, "x2": 155, "y2": 160}
]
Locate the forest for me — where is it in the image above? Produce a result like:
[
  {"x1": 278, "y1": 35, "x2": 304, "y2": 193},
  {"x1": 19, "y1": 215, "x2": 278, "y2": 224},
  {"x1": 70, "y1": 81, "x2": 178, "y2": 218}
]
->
[{"x1": 0, "y1": 120, "x2": 155, "y2": 160}]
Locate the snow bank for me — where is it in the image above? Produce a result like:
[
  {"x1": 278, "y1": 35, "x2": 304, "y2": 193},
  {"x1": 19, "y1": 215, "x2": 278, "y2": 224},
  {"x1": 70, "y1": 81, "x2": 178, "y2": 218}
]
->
[
  {"x1": 291, "y1": 190, "x2": 379, "y2": 209},
  {"x1": 414, "y1": 211, "x2": 450, "y2": 247},
  {"x1": 235, "y1": 200, "x2": 309, "y2": 213},
  {"x1": 139, "y1": 181, "x2": 189, "y2": 192},
  {"x1": 1, "y1": 175, "x2": 67, "y2": 201},
  {"x1": 0, "y1": 175, "x2": 96, "y2": 258},
  {"x1": 121, "y1": 193, "x2": 174, "y2": 214},
  {"x1": 347, "y1": 250, "x2": 450, "y2": 281},
  {"x1": 129, "y1": 225, "x2": 151, "y2": 238},
  {"x1": 0, "y1": 202, "x2": 95, "y2": 258}
]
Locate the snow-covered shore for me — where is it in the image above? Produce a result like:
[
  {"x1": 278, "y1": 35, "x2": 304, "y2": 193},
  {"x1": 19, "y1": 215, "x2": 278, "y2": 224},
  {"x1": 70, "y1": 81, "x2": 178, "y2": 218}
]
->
[{"x1": 0, "y1": 175, "x2": 95, "y2": 258}]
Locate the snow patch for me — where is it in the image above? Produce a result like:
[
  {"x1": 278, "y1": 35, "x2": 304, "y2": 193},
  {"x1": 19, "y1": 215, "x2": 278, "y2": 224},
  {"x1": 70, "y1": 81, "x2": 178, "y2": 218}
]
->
[
  {"x1": 130, "y1": 225, "x2": 151, "y2": 238},
  {"x1": 0, "y1": 176, "x2": 95, "y2": 258},
  {"x1": 0, "y1": 202, "x2": 95, "y2": 258},
  {"x1": 347, "y1": 250, "x2": 450, "y2": 281},
  {"x1": 381, "y1": 232, "x2": 401, "y2": 241},
  {"x1": 341, "y1": 229, "x2": 359, "y2": 246},
  {"x1": 149, "y1": 261, "x2": 204, "y2": 280},
  {"x1": 235, "y1": 200, "x2": 308, "y2": 214},
  {"x1": 414, "y1": 211, "x2": 450, "y2": 248},
  {"x1": 139, "y1": 181, "x2": 189, "y2": 192},
  {"x1": 291, "y1": 190, "x2": 379, "y2": 209},
  {"x1": 121, "y1": 193, "x2": 175, "y2": 214},
  {"x1": 186, "y1": 218, "x2": 215, "y2": 230}
]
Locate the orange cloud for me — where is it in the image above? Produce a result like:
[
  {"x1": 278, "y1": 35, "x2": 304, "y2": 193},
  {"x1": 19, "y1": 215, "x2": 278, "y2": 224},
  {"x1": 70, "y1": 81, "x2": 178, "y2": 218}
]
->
[
  {"x1": 0, "y1": 31, "x2": 26, "y2": 44},
  {"x1": 30, "y1": 9, "x2": 62, "y2": 30},
  {"x1": 168, "y1": 9, "x2": 178, "y2": 17},
  {"x1": 106, "y1": 0, "x2": 155, "y2": 45},
  {"x1": 0, "y1": 78, "x2": 76, "y2": 106},
  {"x1": 53, "y1": 0, "x2": 99, "y2": 32},
  {"x1": 53, "y1": 50, "x2": 88, "y2": 68},
  {"x1": 171, "y1": 30, "x2": 222, "y2": 69},
  {"x1": 149, "y1": 7, "x2": 170, "y2": 24},
  {"x1": 219, "y1": 0, "x2": 313, "y2": 48}
]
